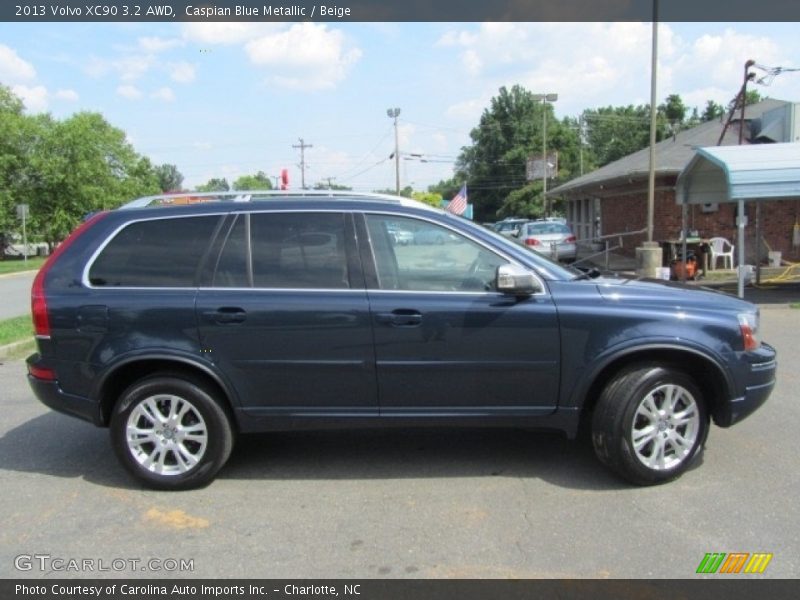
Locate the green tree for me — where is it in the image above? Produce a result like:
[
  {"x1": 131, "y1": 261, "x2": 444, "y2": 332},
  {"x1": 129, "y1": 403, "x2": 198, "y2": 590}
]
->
[
  {"x1": 313, "y1": 181, "x2": 351, "y2": 191},
  {"x1": 154, "y1": 163, "x2": 184, "y2": 192},
  {"x1": 28, "y1": 111, "x2": 159, "y2": 246},
  {"x1": 701, "y1": 100, "x2": 725, "y2": 122},
  {"x1": 660, "y1": 94, "x2": 687, "y2": 126},
  {"x1": 744, "y1": 89, "x2": 763, "y2": 106},
  {"x1": 428, "y1": 177, "x2": 462, "y2": 201},
  {"x1": 0, "y1": 85, "x2": 33, "y2": 240},
  {"x1": 582, "y1": 104, "x2": 663, "y2": 167},
  {"x1": 233, "y1": 171, "x2": 273, "y2": 191},
  {"x1": 373, "y1": 186, "x2": 414, "y2": 198},
  {"x1": 196, "y1": 178, "x2": 230, "y2": 192},
  {"x1": 411, "y1": 191, "x2": 443, "y2": 208},
  {"x1": 455, "y1": 85, "x2": 580, "y2": 221}
]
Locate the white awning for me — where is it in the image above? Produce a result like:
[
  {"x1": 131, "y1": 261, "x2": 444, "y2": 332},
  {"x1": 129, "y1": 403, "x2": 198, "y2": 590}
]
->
[
  {"x1": 676, "y1": 143, "x2": 800, "y2": 298},
  {"x1": 677, "y1": 142, "x2": 800, "y2": 205}
]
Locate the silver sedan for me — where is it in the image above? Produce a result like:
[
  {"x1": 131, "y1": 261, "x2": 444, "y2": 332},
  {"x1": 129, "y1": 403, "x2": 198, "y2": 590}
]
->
[{"x1": 516, "y1": 221, "x2": 577, "y2": 262}]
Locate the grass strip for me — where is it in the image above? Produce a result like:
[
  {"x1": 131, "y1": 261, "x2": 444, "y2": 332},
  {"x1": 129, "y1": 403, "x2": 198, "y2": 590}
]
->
[
  {"x1": 0, "y1": 315, "x2": 33, "y2": 347},
  {"x1": 0, "y1": 257, "x2": 45, "y2": 275}
]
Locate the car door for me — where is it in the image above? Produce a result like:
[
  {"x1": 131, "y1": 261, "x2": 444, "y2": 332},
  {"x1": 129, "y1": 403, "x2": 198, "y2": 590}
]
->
[
  {"x1": 359, "y1": 213, "x2": 561, "y2": 417},
  {"x1": 196, "y1": 211, "x2": 377, "y2": 418}
]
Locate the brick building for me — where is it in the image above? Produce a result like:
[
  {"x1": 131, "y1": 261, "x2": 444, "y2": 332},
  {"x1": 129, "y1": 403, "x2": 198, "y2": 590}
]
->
[{"x1": 550, "y1": 99, "x2": 800, "y2": 262}]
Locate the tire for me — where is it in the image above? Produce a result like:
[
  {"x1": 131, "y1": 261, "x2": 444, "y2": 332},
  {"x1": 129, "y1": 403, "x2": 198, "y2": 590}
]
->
[
  {"x1": 110, "y1": 374, "x2": 234, "y2": 491},
  {"x1": 591, "y1": 365, "x2": 709, "y2": 485}
]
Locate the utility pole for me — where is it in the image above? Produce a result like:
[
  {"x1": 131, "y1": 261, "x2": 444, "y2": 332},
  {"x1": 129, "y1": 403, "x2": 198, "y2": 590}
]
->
[
  {"x1": 532, "y1": 94, "x2": 557, "y2": 216},
  {"x1": 292, "y1": 138, "x2": 313, "y2": 190},
  {"x1": 646, "y1": 0, "x2": 658, "y2": 243},
  {"x1": 386, "y1": 108, "x2": 401, "y2": 194},
  {"x1": 636, "y1": 0, "x2": 663, "y2": 279}
]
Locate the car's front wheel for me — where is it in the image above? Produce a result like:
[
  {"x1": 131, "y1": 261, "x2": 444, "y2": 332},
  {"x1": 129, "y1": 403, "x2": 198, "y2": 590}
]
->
[
  {"x1": 592, "y1": 365, "x2": 708, "y2": 485},
  {"x1": 110, "y1": 374, "x2": 234, "y2": 490}
]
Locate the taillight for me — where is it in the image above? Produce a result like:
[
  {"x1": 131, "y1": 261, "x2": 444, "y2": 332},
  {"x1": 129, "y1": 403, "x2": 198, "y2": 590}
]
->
[
  {"x1": 525, "y1": 238, "x2": 541, "y2": 246},
  {"x1": 31, "y1": 212, "x2": 109, "y2": 338},
  {"x1": 31, "y1": 270, "x2": 49, "y2": 337},
  {"x1": 565, "y1": 235, "x2": 576, "y2": 243},
  {"x1": 28, "y1": 364, "x2": 56, "y2": 381}
]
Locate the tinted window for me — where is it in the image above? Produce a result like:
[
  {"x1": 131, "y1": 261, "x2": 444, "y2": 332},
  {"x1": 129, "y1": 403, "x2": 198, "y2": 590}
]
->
[
  {"x1": 211, "y1": 215, "x2": 249, "y2": 287},
  {"x1": 366, "y1": 215, "x2": 507, "y2": 292},
  {"x1": 212, "y1": 212, "x2": 350, "y2": 289},
  {"x1": 89, "y1": 216, "x2": 220, "y2": 287}
]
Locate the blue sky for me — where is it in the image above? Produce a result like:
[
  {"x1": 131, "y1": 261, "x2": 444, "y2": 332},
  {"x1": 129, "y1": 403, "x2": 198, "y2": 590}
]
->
[{"x1": 1, "y1": 21, "x2": 799, "y2": 192}]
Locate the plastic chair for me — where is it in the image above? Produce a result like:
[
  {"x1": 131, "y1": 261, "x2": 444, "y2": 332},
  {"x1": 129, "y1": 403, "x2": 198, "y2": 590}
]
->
[{"x1": 708, "y1": 237, "x2": 734, "y2": 270}]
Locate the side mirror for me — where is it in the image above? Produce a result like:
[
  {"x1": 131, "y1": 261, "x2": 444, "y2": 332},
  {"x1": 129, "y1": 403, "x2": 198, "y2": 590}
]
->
[{"x1": 496, "y1": 264, "x2": 541, "y2": 296}]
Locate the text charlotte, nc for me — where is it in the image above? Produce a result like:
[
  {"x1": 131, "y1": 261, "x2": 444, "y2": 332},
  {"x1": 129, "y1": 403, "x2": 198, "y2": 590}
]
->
[{"x1": 187, "y1": 4, "x2": 352, "y2": 18}]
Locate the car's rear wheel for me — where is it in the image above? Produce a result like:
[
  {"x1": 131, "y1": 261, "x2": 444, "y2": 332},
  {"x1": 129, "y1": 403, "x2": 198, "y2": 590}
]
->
[
  {"x1": 110, "y1": 374, "x2": 234, "y2": 490},
  {"x1": 592, "y1": 365, "x2": 708, "y2": 485}
]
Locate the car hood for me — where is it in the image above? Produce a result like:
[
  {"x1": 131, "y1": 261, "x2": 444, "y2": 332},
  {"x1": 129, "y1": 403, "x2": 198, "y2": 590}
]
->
[{"x1": 593, "y1": 276, "x2": 754, "y2": 313}]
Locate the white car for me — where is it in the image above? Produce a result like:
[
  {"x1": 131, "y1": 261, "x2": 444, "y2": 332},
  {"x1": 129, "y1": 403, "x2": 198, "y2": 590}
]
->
[{"x1": 516, "y1": 221, "x2": 577, "y2": 262}]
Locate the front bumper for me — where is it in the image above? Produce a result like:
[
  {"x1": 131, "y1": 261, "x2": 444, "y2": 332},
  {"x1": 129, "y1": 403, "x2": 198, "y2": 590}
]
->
[{"x1": 714, "y1": 343, "x2": 777, "y2": 428}]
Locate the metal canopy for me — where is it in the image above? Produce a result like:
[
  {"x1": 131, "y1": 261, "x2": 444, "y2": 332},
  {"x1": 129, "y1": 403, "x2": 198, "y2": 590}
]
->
[
  {"x1": 676, "y1": 142, "x2": 800, "y2": 298},
  {"x1": 676, "y1": 142, "x2": 800, "y2": 205}
]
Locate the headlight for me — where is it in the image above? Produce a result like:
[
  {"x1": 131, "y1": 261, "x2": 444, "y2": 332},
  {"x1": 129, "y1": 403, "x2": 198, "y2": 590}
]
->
[{"x1": 737, "y1": 312, "x2": 761, "y2": 351}]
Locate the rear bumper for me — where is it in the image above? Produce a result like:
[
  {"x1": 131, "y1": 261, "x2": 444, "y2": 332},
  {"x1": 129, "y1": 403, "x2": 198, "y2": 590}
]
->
[
  {"x1": 714, "y1": 343, "x2": 777, "y2": 428},
  {"x1": 27, "y1": 374, "x2": 104, "y2": 426}
]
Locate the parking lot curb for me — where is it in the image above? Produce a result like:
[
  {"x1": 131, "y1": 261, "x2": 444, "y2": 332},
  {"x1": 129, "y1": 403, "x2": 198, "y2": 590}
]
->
[{"x1": 0, "y1": 338, "x2": 34, "y2": 360}]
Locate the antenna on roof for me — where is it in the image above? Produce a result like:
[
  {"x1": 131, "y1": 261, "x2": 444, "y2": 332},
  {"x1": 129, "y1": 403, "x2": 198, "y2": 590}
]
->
[{"x1": 752, "y1": 63, "x2": 800, "y2": 87}]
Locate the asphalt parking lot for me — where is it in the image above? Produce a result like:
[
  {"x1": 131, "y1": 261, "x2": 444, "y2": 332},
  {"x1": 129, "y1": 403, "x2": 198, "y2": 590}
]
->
[{"x1": 0, "y1": 306, "x2": 798, "y2": 579}]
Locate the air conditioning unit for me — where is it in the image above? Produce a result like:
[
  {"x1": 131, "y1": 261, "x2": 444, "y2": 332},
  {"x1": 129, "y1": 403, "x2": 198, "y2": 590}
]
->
[{"x1": 756, "y1": 103, "x2": 800, "y2": 143}]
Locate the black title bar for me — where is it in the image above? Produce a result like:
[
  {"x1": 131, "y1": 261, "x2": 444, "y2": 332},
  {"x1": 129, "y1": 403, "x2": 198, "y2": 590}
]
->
[
  {"x1": 3, "y1": 0, "x2": 800, "y2": 22},
  {"x1": 4, "y1": 579, "x2": 800, "y2": 600}
]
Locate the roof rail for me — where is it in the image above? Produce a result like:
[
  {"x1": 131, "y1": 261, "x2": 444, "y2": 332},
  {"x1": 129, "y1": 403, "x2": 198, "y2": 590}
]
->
[{"x1": 119, "y1": 189, "x2": 415, "y2": 210}]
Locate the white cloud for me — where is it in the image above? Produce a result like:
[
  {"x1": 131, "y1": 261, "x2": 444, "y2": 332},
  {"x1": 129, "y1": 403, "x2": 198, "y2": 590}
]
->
[
  {"x1": 116, "y1": 55, "x2": 153, "y2": 81},
  {"x1": 397, "y1": 123, "x2": 416, "y2": 150},
  {"x1": 168, "y1": 61, "x2": 196, "y2": 83},
  {"x1": 87, "y1": 54, "x2": 153, "y2": 82},
  {"x1": 445, "y1": 97, "x2": 489, "y2": 122},
  {"x1": 54, "y1": 89, "x2": 79, "y2": 101},
  {"x1": 674, "y1": 29, "x2": 785, "y2": 100},
  {"x1": 151, "y1": 87, "x2": 175, "y2": 102},
  {"x1": 138, "y1": 36, "x2": 183, "y2": 53},
  {"x1": 12, "y1": 84, "x2": 48, "y2": 112},
  {"x1": 436, "y1": 22, "x2": 800, "y2": 119},
  {"x1": 437, "y1": 23, "x2": 661, "y2": 115},
  {"x1": 116, "y1": 84, "x2": 142, "y2": 100},
  {"x1": 181, "y1": 23, "x2": 281, "y2": 45},
  {"x1": 84, "y1": 56, "x2": 110, "y2": 78},
  {"x1": 0, "y1": 44, "x2": 36, "y2": 82},
  {"x1": 245, "y1": 23, "x2": 362, "y2": 90}
]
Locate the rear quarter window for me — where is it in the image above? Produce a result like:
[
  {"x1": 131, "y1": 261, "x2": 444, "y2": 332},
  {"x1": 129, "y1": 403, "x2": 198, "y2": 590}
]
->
[{"x1": 88, "y1": 215, "x2": 220, "y2": 287}]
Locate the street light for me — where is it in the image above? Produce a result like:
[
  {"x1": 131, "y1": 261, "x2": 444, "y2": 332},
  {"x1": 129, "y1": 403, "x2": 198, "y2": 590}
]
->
[
  {"x1": 533, "y1": 93, "x2": 558, "y2": 216},
  {"x1": 387, "y1": 107, "x2": 401, "y2": 194}
]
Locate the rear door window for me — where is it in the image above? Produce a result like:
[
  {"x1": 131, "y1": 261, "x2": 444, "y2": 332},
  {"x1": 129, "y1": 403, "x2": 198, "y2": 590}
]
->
[
  {"x1": 88, "y1": 215, "x2": 220, "y2": 287},
  {"x1": 211, "y1": 212, "x2": 351, "y2": 289}
]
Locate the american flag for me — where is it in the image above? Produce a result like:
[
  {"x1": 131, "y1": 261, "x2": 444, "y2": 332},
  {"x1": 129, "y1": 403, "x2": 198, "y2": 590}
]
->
[{"x1": 446, "y1": 184, "x2": 468, "y2": 216}]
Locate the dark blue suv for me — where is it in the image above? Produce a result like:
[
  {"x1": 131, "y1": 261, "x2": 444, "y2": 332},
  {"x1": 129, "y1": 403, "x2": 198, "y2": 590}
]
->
[{"x1": 27, "y1": 191, "x2": 776, "y2": 489}]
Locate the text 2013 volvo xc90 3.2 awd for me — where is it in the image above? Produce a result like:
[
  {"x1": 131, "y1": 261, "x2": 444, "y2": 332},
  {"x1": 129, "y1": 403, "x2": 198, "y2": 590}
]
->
[{"x1": 27, "y1": 191, "x2": 776, "y2": 490}]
